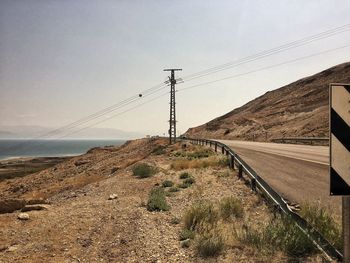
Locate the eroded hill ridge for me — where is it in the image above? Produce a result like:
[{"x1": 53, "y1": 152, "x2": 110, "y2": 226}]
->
[{"x1": 185, "y1": 62, "x2": 350, "y2": 141}]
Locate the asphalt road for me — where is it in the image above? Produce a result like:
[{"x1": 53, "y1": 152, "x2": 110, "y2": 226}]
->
[{"x1": 217, "y1": 140, "x2": 342, "y2": 217}]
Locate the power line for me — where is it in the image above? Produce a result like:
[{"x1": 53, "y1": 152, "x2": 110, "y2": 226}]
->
[
  {"x1": 177, "y1": 43, "x2": 350, "y2": 93},
  {"x1": 46, "y1": 43, "x2": 350, "y2": 141},
  {"x1": 4, "y1": 89, "x2": 171, "y2": 155},
  {"x1": 56, "y1": 91, "x2": 170, "y2": 139},
  {"x1": 2, "y1": 83, "x2": 168, "y2": 152},
  {"x1": 181, "y1": 23, "x2": 350, "y2": 81}
]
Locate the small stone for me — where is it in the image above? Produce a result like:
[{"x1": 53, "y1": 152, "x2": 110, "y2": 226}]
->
[
  {"x1": 17, "y1": 213, "x2": 29, "y2": 220},
  {"x1": 7, "y1": 245, "x2": 18, "y2": 252},
  {"x1": 108, "y1": 194, "x2": 118, "y2": 200}
]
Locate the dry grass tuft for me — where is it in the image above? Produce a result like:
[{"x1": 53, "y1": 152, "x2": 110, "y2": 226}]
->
[
  {"x1": 171, "y1": 156, "x2": 229, "y2": 171},
  {"x1": 219, "y1": 196, "x2": 244, "y2": 220}
]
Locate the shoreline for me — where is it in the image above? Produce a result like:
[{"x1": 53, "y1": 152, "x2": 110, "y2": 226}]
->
[{"x1": 0, "y1": 153, "x2": 81, "y2": 162}]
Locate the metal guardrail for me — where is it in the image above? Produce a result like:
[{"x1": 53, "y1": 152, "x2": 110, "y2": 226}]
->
[
  {"x1": 271, "y1": 137, "x2": 329, "y2": 145},
  {"x1": 184, "y1": 138, "x2": 342, "y2": 262}
]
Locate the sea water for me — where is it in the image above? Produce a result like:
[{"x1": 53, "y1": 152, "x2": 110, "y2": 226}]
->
[{"x1": 0, "y1": 139, "x2": 126, "y2": 160}]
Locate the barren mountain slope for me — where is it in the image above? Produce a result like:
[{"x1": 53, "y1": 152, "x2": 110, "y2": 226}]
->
[{"x1": 186, "y1": 62, "x2": 350, "y2": 141}]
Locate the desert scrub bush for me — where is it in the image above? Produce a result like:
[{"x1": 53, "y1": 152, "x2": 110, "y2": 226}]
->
[
  {"x1": 183, "y1": 200, "x2": 218, "y2": 231},
  {"x1": 179, "y1": 172, "x2": 190, "y2": 179},
  {"x1": 168, "y1": 186, "x2": 180, "y2": 192},
  {"x1": 195, "y1": 227, "x2": 224, "y2": 257},
  {"x1": 132, "y1": 163, "x2": 156, "y2": 178},
  {"x1": 219, "y1": 196, "x2": 244, "y2": 220},
  {"x1": 179, "y1": 229, "x2": 195, "y2": 241},
  {"x1": 217, "y1": 156, "x2": 229, "y2": 167},
  {"x1": 171, "y1": 156, "x2": 228, "y2": 171},
  {"x1": 237, "y1": 215, "x2": 316, "y2": 258},
  {"x1": 162, "y1": 180, "x2": 174, "y2": 188},
  {"x1": 300, "y1": 203, "x2": 342, "y2": 250},
  {"x1": 147, "y1": 187, "x2": 170, "y2": 211},
  {"x1": 152, "y1": 145, "x2": 166, "y2": 155},
  {"x1": 186, "y1": 148, "x2": 214, "y2": 159}
]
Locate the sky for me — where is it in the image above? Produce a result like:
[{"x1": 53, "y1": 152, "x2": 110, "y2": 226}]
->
[{"x1": 1, "y1": 0, "x2": 350, "y2": 137}]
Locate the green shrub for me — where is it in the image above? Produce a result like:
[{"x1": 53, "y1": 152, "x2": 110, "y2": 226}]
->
[
  {"x1": 179, "y1": 229, "x2": 195, "y2": 240},
  {"x1": 147, "y1": 187, "x2": 170, "y2": 211},
  {"x1": 169, "y1": 186, "x2": 180, "y2": 192},
  {"x1": 183, "y1": 200, "x2": 218, "y2": 231},
  {"x1": 179, "y1": 172, "x2": 190, "y2": 179},
  {"x1": 195, "y1": 228, "x2": 224, "y2": 257},
  {"x1": 162, "y1": 180, "x2": 174, "y2": 188},
  {"x1": 237, "y1": 215, "x2": 316, "y2": 257},
  {"x1": 300, "y1": 203, "x2": 342, "y2": 250},
  {"x1": 219, "y1": 196, "x2": 244, "y2": 220},
  {"x1": 132, "y1": 163, "x2": 156, "y2": 178}
]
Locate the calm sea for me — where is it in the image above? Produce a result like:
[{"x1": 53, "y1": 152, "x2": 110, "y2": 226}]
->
[{"x1": 0, "y1": 139, "x2": 126, "y2": 160}]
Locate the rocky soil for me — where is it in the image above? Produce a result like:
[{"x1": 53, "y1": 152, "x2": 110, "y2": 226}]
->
[
  {"x1": 186, "y1": 62, "x2": 350, "y2": 141},
  {"x1": 0, "y1": 139, "x2": 324, "y2": 262}
]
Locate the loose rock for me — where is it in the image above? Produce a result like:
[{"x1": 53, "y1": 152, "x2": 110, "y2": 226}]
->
[
  {"x1": 108, "y1": 194, "x2": 118, "y2": 200},
  {"x1": 17, "y1": 213, "x2": 30, "y2": 220},
  {"x1": 7, "y1": 245, "x2": 18, "y2": 252}
]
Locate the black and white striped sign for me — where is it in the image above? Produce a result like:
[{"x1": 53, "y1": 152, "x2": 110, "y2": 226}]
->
[{"x1": 330, "y1": 83, "x2": 350, "y2": 195}]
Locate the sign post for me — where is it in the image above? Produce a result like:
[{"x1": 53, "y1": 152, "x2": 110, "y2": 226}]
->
[{"x1": 329, "y1": 83, "x2": 350, "y2": 262}]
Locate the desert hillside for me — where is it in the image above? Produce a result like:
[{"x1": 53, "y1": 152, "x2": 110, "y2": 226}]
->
[{"x1": 185, "y1": 62, "x2": 350, "y2": 141}]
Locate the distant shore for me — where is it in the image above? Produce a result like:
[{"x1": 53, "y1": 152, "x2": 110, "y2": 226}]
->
[{"x1": 0, "y1": 139, "x2": 126, "y2": 160}]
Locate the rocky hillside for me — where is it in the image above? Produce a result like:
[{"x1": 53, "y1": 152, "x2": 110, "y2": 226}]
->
[
  {"x1": 186, "y1": 62, "x2": 350, "y2": 141},
  {"x1": 0, "y1": 139, "x2": 329, "y2": 262}
]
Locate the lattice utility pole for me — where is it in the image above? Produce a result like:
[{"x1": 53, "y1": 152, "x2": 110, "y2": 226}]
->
[{"x1": 164, "y1": 68, "x2": 182, "y2": 144}]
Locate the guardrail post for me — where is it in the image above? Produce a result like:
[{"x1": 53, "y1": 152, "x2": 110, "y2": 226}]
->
[
  {"x1": 251, "y1": 178, "x2": 257, "y2": 191},
  {"x1": 215, "y1": 143, "x2": 217, "y2": 152},
  {"x1": 209, "y1": 141, "x2": 212, "y2": 147},
  {"x1": 221, "y1": 146, "x2": 225, "y2": 154},
  {"x1": 230, "y1": 155, "x2": 235, "y2": 170},
  {"x1": 226, "y1": 150, "x2": 229, "y2": 156},
  {"x1": 238, "y1": 164, "x2": 243, "y2": 178}
]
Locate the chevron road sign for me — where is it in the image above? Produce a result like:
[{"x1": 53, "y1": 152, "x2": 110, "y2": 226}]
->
[
  {"x1": 330, "y1": 83, "x2": 350, "y2": 196},
  {"x1": 329, "y1": 83, "x2": 350, "y2": 263}
]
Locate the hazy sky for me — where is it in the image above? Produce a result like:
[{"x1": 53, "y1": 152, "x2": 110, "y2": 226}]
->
[{"x1": 1, "y1": 0, "x2": 350, "y2": 137}]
